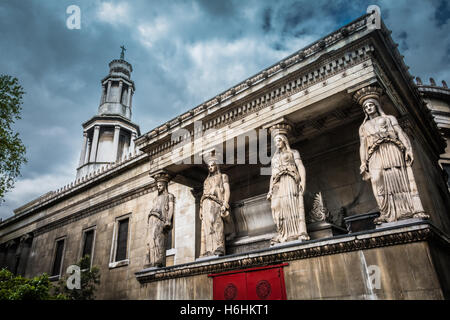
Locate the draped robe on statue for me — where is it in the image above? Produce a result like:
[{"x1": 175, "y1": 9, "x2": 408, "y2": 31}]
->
[
  {"x1": 360, "y1": 115, "x2": 418, "y2": 222},
  {"x1": 270, "y1": 149, "x2": 308, "y2": 243},
  {"x1": 200, "y1": 173, "x2": 229, "y2": 257},
  {"x1": 147, "y1": 192, "x2": 174, "y2": 267}
]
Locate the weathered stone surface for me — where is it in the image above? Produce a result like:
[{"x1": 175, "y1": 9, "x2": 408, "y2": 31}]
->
[
  {"x1": 145, "y1": 171, "x2": 174, "y2": 268},
  {"x1": 268, "y1": 123, "x2": 309, "y2": 244},
  {"x1": 135, "y1": 223, "x2": 448, "y2": 300},
  {"x1": 199, "y1": 155, "x2": 230, "y2": 257},
  {"x1": 356, "y1": 86, "x2": 429, "y2": 224},
  {"x1": 1, "y1": 8, "x2": 450, "y2": 301}
]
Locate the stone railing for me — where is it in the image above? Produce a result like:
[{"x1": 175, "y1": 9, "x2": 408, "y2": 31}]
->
[
  {"x1": 11, "y1": 148, "x2": 146, "y2": 218},
  {"x1": 415, "y1": 77, "x2": 448, "y2": 89}
]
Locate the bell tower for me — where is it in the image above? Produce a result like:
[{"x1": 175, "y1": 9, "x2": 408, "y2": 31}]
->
[{"x1": 76, "y1": 47, "x2": 140, "y2": 179}]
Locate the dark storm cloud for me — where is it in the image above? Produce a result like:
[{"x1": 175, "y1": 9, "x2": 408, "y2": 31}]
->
[
  {"x1": 196, "y1": 0, "x2": 236, "y2": 16},
  {"x1": 262, "y1": 7, "x2": 272, "y2": 33},
  {"x1": 435, "y1": 0, "x2": 450, "y2": 27},
  {"x1": 0, "y1": 0, "x2": 449, "y2": 220}
]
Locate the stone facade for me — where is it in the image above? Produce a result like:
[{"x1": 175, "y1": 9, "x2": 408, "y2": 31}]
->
[{"x1": 1, "y1": 8, "x2": 449, "y2": 300}]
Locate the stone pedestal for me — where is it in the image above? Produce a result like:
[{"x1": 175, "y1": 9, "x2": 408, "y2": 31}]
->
[
  {"x1": 344, "y1": 212, "x2": 380, "y2": 233},
  {"x1": 307, "y1": 221, "x2": 347, "y2": 240},
  {"x1": 142, "y1": 265, "x2": 160, "y2": 271},
  {"x1": 134, "y1": 221, "x2": 447, "y2": 300},
  {"x1": 226, "y1": 233, "x2": 275, "y2": 255},
  {"x1": 195, "y1": 255, "x2": 220, "y2": 263},
  {"x1": 375, "y1": 218, "x2": 425, "y2": 230}
]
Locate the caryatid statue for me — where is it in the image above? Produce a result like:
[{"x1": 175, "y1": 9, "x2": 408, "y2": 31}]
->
[
  {"x1": 267, "y1": 123, "x2": 310, "y2": 244},
  {"x1": 355, "y1": 86, "x2": 429, "y2": 224},
  {"x1": 199, "y1": 154, "x2": 230, "y2": 257},
  {"x1": 146, "y1": 171, "x2": 175, "y2": 268}
]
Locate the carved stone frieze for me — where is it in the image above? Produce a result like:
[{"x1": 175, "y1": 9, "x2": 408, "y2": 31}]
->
[
  {"x1": 135, "y1": 223, "x2": 440, "y2": 284},
  {"x1": 142, "y1": 42, "x2": 375, "y2": 159}
]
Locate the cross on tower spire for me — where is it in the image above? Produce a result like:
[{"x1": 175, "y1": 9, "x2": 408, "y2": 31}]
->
[{"x1": 120, "y1": 45, "x2": 126, "y2": 60}]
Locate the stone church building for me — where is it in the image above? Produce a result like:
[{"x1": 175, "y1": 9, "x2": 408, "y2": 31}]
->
[{"x1": 1, "y1": 8, "x2": 449, "y2": 300}]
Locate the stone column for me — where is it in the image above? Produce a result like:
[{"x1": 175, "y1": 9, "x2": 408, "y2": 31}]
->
[
  {"x1": 191, "y1": 187, "x2": 203, "y2": 259},
  {"x1": 126, "y1": 86, "x2": 133, "y2": 118},
  {"x1": 106, "y1": 80, "x2": 112, "y2": 102},
  {"x1": 127, "y1": 86, "x2": 132, "y2": 107},
  {"x1": 89, "y1": 126, "x2": 100, "y2": 163},
  {"x1": 129, "y1": 89, "x2": 133, "y2": 112},
  {"x1": 118, "y1": 81, "x2": 123, "y2": 103},
  {"x1": 78, "y1": 132, "x2": 88, "y2": 167},
  {"x1": 112, "y1": 126, "x2": 121, "y2": 162},
  {"x1": 129, "y1": 131, "x2": 137, "y2": 155},
  {"x1": 100, "y1": 84, "x2": 106, "y2": 104},
  {"x1": 354, "y1": 86, "x2": 428, "y2": 223},
  {"x1": 267, "y1": 121, "x2": 309, "y2": 243},
  {"x1": 84, "y1": 138, "x2": 91, "y2": 164},
  {"x1": 4, "y1": 240, "x2": 17, "y2": 272},
  {"x1": 16, "y1": 234, "x2": 32, "y2": 276}
]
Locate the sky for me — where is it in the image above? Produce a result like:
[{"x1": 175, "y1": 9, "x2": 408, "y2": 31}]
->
[{"x1": 0, "y1": 0, "x2": 449, "y2": 220}]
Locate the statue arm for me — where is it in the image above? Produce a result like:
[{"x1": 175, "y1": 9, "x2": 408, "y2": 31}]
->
[
  {"x1": 267, "y1": 178, "x2": 274, "y2": 200},
  {"x1": 293, "y1": 150, "x2": 306, "y2": 195},
  {"x1": 391, "y1": 116, "x2": 414, "y2": 165},
  {"x1": 222, "y1": 174, "x2": 230, "y2": 208},
  {"x1": 165, "y1": 194, "x2": 175, "y2": 229},
  {"x1": 267, "y1": 158, "x2": 276, "y2": 200},
  {"x1": 359, "y1": 125, "x2": 368, "y2": 173},
  {"x1": 220, "y1": 174, "x2": 231, "y2": 218}
]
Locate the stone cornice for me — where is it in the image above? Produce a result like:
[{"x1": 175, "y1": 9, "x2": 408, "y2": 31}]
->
[
  {"x1": 32, "y1": 180, "x2": 156, "y2": 237},
  {"x1": 417, "y1": 85, "x2": 450, "y2": 103},
  {"x1": 140, "y1": 40, "x2": 375, "y2": 159},
  {"x1": 135, "y1": 13, "x2": 372, "y2": 151},
  {"x1": 371, "y1": 56, "x2": 446, "y2": 157},
  {"x1": 367, "y1": 22, "x2": 446, "y2": 156},
  {"x1": 3, "y1": 152, "x2": 148, "y2": 229},
  {"x1": 82, "y1": 114, "x2": 141, "y2": 134},
  {"x1": 109, "y1": 59, "x2": 133, "y2": 72},
  {"x1": 135, "y1": 222, "x2": 448, "y2": 284},
  {"x1": 0, "y1": 168, "x2": 157, "y2": 243},
  {"x1": 101, "y1": 76, "x2": 135, "y2": 90}
]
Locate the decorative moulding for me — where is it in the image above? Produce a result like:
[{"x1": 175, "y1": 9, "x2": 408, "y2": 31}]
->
[{"x1": 135, "y1": 222, "x2": 447, "y2": 284}]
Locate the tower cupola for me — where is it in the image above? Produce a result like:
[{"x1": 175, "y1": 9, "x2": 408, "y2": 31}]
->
[
  {"x1": 98, "y1": 46, "x2": 135, "y2": 119},
  {"x1": 76, "y1": 47, "x2": 140, "y2": 179}
]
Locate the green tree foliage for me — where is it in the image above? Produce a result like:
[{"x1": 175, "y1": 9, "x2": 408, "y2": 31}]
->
[
  {"x1": 56, "y1": 255, "x2": 100, "y2": 300},
  {"x1": 0, "y1": 268, "x2": 67, "y2": 300},
  {"x1": 0, "y1": 74, "x2": 27, "y2": 201}
]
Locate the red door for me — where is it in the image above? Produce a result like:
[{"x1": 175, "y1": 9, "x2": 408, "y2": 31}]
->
[
  {"x1": 212, "y1": 272, "x2": 248, "y2": 300},
  {"x1": 209, "y1": 264, "x2": 288, "y2": 300}
]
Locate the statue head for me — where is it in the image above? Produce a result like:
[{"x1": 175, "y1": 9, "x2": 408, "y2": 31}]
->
[
  {"x1": 151, "y1": 170, "x2": 171, "y2": 194},
  {"x1": 362, "y1": 98, "x2": 381, "y2": 117},
  {"x1": 269, "y1": 122, "x2": 293, "y2": 153},
  {"x1": 353, "y1": 86, "x2": 386, "y2": 122},
  {"x1": 274, "y1": 133, "x2": 290, "y2": 151},
  {"x1": 206, "y1": 157, "x2": 220, "y2": 175},
  {"x1": 156, "y1": 181, "x2": 167, "y2": 194},
  {"x1": 204, "y1": 149, "x2": 221, "y2": 175}
]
